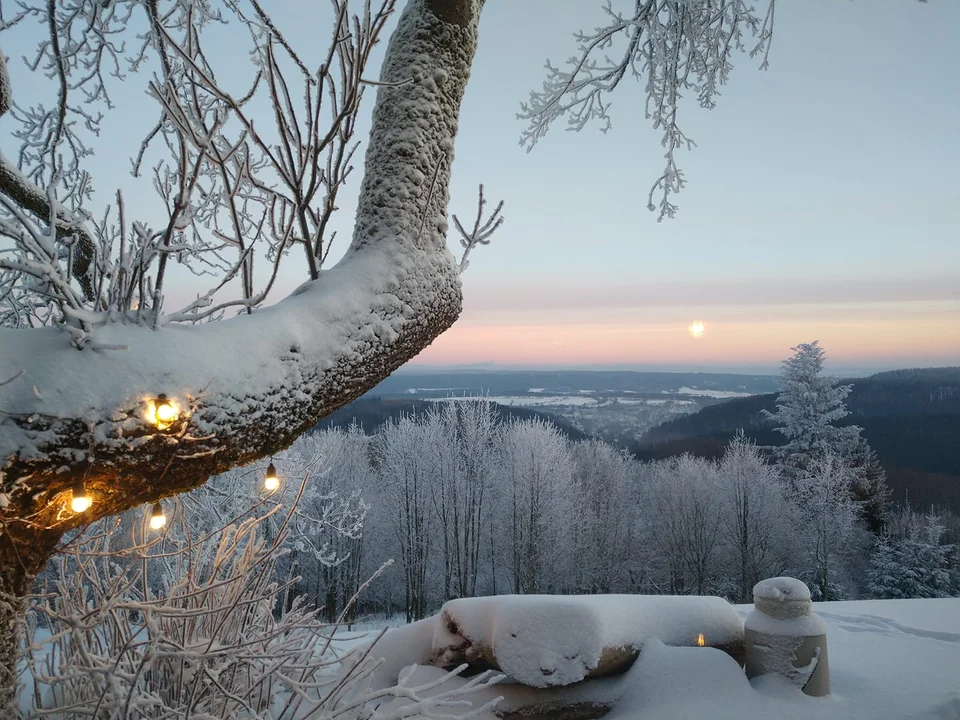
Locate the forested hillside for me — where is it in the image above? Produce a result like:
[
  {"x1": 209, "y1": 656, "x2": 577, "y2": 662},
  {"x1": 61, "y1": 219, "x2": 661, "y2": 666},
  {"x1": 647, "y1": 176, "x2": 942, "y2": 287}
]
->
[
  {"x1": 311, "y1": 397, "x2": 589, "y2": 442},
  {"x1": 637, "y1": 368, "x2": 960, "y2": 509}
]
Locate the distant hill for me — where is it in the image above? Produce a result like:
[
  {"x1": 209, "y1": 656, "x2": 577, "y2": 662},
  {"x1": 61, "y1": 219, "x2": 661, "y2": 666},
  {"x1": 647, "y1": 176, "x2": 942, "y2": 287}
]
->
[
  {"x1": 310, "y1": 397, "x2": 590, "y2": 442},
  {"x1": 635, "y1": 367, "x2": 960, "y2": 511}
]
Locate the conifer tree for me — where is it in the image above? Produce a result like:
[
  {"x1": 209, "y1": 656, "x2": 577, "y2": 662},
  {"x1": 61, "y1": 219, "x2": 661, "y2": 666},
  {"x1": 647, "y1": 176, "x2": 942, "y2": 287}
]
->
[{"x1": 766, "y1": 341, "x2": 891, "y2": 532}]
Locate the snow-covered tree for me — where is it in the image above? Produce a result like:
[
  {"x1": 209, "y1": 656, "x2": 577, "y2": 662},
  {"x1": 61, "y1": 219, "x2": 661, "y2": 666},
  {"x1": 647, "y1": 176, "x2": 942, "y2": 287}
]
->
[
  {"x1": 568, "y1": 440, "x2": 640, "y2": 594},
  {"x1": 375, "y1": 415, "x2": 434, "y2": 622},
  {"x1": 792, "y1": 453, "x2": 865, "y2": 601},
  {"x1": 424, "y1": 401, "x2": 499, "y2": 601},
  {"x1": 499, "y1": 418, "x2": 574, "y2": 595},
  {"x1": 715, "y1": 433, "x2": 796, "y2": 603},
  {"x1": 765, "y1": 342, "x2": 858, "y2": 473},
  {"x1": 290, "y1": 427, "x2": 373, "y2": 623},
  {"x1": 765, "y1": 341, "x2": 890, "y2": 532},
  {"x1": 867, "y1": 509, "x2": 958, "y2": 599},
  {"x1": 642, "y1": 454, "x2": 723, "y2": 596},
  {"x1": 847, "y1": 438, "x2": 893, "y2": 535}
]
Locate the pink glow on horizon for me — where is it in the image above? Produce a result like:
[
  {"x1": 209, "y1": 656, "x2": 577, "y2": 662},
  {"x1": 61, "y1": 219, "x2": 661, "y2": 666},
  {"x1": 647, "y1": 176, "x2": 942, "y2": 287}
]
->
[{"x1": 414, "y1": 314, "x2": 960, "y2": 367}]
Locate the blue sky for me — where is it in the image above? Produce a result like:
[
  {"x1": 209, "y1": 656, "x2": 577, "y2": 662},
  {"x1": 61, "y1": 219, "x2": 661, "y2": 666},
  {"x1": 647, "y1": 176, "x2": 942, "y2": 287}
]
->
[{"x1": 3, "y1": 0, "x2": 957, "y2": 371}]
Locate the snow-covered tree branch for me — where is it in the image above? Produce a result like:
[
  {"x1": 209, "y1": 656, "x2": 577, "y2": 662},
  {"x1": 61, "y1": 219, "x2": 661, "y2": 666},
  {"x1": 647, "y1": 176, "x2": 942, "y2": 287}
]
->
[{"x1": 0, "y1": 0, "x2": 486, "y2": 657}]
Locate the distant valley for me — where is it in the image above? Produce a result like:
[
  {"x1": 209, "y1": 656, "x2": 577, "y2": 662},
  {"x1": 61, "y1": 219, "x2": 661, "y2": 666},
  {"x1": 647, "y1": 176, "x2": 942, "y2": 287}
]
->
[
  {"x1": 358, "y1": 369, "x2": 780, "y2": 445},
  {"x1": 317, "y1": 367, "x2": 960, "y2": 511}
]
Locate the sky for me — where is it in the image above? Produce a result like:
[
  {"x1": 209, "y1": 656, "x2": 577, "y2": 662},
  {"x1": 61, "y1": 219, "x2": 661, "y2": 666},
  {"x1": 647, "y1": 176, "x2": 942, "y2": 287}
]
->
[{"x1": 3, "y1": 1, "x2": 958, "y2": 373}]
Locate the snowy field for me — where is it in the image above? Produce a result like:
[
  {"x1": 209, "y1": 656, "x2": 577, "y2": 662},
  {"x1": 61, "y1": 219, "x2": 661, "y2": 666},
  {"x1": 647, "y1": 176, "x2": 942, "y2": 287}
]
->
[
  {"x1": 428, "y1": 394, "x2": 601, "y2": 407},
  {"x1": 352, "y1": 598, "x2": 960, "y2": 720},
  {"x1": 20, "y1": 599, "x2": 960, "y2": 718},
  {"x1": 673, "y1": 386, "x2": 754, "y2": 399},
  {"x1": 425, "y1": 394, "x2": 701, "y2": 408},
  {"x1": 727, "y1": 599, "x2": 960, "y2": 720}
]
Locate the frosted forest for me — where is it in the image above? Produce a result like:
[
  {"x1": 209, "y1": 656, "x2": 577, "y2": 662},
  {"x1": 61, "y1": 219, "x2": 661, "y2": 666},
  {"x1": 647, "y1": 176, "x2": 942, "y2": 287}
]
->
[{"x1": 0, "y1": 0, "x2": 958, "y2": 717}]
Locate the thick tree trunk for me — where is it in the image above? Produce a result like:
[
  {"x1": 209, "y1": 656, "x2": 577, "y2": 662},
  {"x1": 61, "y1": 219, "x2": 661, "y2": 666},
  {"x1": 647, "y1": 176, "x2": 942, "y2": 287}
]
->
[{"x1": 0, "y1": 0, "x2": 485, "y2": 708}]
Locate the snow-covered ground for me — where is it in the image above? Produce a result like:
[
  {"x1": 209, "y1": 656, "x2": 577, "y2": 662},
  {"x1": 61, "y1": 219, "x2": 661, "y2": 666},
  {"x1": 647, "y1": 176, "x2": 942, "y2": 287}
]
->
[
  {"x1": 427, "y1": 394, "x2": 601, "y2": 407},
  {"x1": 673, "y1": 386, "x2": 754, "y2": 399},
  {"x1": 22, "y1": 599, "x2": 960, "y2": 718},
  {"x1": 360, "y1": 598, "x2": 960, "y2": 720}
]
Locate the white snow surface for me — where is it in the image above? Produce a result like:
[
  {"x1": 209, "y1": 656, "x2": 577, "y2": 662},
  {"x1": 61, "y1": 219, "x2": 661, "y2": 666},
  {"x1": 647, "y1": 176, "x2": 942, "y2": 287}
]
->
[
  {"x1": 362, "y1": 597, "x2": 960, "y2": 720},
  {"x1": 675, "y1": 386, "x2": 754, "y2": 399},
  {"x1": 428, "y1": 395, "x2": 599, "y2": 407},
  {"x1": 376, "y1": 594, "x2": 743, "y2": 689},
  {"x1": 754, "y1": 576, "x2": 812, "y2": 602}
]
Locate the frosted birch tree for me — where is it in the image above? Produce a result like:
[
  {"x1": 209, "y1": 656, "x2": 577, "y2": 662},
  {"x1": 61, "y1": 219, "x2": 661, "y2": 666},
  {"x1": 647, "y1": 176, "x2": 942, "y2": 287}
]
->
[
  {"x1": 793, "y1": 453, "x2": 864, "y2": 601},
  {"x1": 716, "y1": 433, "x2": 795, "y2": 602},
  {"x1": 569, "y1": 440, "x2": 638, "y2": 593},
  {"x1": 426, "y1": 401, "x2": 499, "y2": 600},
  {"x1": 642, "y1": 454, "x2": 723, "y2": 595},
  {"x1": 375, "y1": 415, "x2": 433, "y2": 622},
  {"x1": 290, "y1": 427, "x2": 373, "y2": 622},
  {"x1": 499, "y1": 418, "x2": 573, "y2": 595}
]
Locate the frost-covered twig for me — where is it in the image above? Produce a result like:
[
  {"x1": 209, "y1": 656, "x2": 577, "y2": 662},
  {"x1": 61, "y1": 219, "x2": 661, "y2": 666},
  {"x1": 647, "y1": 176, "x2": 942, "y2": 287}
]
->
[
  {"x1": 519, "y1": 0, "x2": 776, "y2": 221},
  {"x1": 453, "y1": 185, "x2": 504, "y2": 274}
]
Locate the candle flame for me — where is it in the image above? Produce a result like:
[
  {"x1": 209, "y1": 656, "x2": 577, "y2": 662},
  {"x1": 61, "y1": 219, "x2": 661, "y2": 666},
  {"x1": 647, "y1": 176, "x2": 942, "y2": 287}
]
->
[{"x1": 697, "y1": 633, "x2": 705, "y2": 647}]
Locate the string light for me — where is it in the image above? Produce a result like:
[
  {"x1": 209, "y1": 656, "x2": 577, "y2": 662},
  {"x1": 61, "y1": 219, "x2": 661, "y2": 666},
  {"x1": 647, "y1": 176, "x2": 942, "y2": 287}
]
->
[
  {"x1": 149, "y1": 502, "x2": 167, "y2": 530},
  {"x1": 264, "y1": 462, "x2": 280, "y2": 492},
  {"x1": 146, "y1": 393, "x2": 180, "y2": 430},
  {"x1": 71, "y1": 481, "x2": 92, "y2": 513}
]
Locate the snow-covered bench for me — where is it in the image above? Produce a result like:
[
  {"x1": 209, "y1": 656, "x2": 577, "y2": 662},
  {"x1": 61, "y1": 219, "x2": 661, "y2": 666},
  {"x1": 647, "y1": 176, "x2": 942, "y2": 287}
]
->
[{"x1": 362, "y1": 594, "x2": 745, "y2": 718}]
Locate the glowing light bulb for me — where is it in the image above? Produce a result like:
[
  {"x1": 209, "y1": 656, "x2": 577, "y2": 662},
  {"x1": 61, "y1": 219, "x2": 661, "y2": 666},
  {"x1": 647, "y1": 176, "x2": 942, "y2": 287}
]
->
[
  {"x1": 155, "y1": 395, "x2": 177, "y2": 424},
  {"x1": 264, "y1": 462, "x2": 280, "y2": 492},
  {"x1": 147, "y1": 393, "x2": 180, "y2": 430},
  {"x1": 71, "y1": 482, "x2": 92, "y2": 513},
  {"x1": 149, "y1": 502, "x2": 167, "y2": 530}
]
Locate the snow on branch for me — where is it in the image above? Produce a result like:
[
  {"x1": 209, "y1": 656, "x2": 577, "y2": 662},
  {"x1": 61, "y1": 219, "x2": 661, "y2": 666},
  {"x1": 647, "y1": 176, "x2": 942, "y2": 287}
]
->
[
  {"x1": 0, "y1": 0, "x2": 484, "y2": 585},
  {"x1": 519, "y1": 0, "x2": 776, "y2": 221}
]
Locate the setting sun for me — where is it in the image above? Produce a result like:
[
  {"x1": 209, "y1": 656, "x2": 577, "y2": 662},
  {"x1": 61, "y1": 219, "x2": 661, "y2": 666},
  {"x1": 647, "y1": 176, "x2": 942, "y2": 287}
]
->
[{"x1": 689, "y1": 321, "x2": 706, "y2": 340}]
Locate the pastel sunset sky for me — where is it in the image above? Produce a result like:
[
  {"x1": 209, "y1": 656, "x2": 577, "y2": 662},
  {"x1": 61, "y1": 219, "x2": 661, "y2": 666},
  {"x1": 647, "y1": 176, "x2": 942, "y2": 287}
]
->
[
  {"x1": 421, "y1": 0, "x2": 960, "y2": 371},
  {"x1": 4, "y1": 1, "x2": 957, "y2": 372}
]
